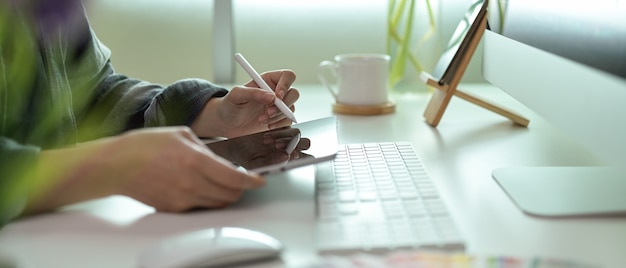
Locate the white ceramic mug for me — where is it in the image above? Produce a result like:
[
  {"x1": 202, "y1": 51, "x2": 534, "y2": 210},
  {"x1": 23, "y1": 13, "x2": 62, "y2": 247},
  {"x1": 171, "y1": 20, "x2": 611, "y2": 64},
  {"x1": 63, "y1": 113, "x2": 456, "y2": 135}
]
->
[{"x1": 318, "y1": 53, "x2": 391, "y2": 106}]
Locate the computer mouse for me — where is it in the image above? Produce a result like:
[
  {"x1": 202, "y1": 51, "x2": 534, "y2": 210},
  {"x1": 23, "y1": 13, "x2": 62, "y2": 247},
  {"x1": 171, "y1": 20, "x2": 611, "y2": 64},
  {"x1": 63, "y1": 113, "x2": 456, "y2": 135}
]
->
[{"x1": 137, "y1": 227, "x2": 284, "y2": 268}]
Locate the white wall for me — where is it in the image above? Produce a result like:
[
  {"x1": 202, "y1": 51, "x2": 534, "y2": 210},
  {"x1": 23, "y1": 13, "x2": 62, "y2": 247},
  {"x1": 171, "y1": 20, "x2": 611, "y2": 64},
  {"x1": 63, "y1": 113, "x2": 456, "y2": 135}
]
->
[
  {"x1": 232, "y1": 0, "x2": 387, "y2": 85},
  {"x1": 86, "y1": 0, "x2": 216, "y2": 85},
  {"x1": 87, "y1": 0, "x2": 484, "y2": 86}
]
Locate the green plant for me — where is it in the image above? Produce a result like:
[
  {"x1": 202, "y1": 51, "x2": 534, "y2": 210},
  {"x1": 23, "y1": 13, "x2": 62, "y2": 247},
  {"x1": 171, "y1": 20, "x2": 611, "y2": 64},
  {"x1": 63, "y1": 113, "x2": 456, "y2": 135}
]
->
[{"x1": 387, "y1": 0, "x2": 436, "y2": 89}]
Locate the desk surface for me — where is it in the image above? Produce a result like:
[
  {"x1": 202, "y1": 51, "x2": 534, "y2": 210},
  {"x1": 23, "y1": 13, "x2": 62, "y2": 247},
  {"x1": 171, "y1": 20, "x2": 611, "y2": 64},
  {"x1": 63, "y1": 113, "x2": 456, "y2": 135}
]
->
[{"x1": 1, "y1": 84, "x2": 625, "y2": 268}]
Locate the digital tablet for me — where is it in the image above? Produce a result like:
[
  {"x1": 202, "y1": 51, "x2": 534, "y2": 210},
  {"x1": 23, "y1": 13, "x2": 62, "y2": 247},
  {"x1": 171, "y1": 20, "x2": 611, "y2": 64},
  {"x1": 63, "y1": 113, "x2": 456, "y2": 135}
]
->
[
  {"x1": 206, "y1": 116, "x2": 338, "y2": 175},
  {"x1": 430, "y1": 0, "x2": 487, "y2": 85}
]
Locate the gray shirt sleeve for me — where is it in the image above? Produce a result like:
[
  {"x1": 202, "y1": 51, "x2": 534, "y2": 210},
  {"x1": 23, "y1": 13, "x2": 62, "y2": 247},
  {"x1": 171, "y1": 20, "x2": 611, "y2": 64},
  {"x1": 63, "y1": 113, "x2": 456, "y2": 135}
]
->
[
  {"x1": 72, "y1": 28, "x2": 229, "y2": 141},
  {"x1": 0, "y1": 138, "x2": 39, "y2": 227},
  {"x1": 0, "y1": 8, "x2": 229, "y2": 225},
  {"x1": 75, "y1": 61, "x2": 228, "y2": 141}
]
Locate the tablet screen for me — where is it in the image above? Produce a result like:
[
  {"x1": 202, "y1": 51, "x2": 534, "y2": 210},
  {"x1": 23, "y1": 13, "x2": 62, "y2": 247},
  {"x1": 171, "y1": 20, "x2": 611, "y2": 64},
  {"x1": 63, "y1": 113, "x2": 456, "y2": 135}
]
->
[{"x1": 206, "y1": 116, "x2": 338, "y2": 175}]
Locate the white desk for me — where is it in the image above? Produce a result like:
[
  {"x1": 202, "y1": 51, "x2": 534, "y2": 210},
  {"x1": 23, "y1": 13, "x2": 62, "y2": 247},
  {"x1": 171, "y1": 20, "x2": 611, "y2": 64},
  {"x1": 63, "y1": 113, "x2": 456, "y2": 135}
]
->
[{"x1": 1, "y1": 84, "x2": 625, "y2": 268}]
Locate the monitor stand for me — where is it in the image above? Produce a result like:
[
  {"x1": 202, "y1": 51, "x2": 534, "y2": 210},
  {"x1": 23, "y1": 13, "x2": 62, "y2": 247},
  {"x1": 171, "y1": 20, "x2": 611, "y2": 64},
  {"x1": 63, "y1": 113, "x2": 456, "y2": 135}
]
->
[{"x1": 493, "y1": 167, "x2": 626, "y2": 217}]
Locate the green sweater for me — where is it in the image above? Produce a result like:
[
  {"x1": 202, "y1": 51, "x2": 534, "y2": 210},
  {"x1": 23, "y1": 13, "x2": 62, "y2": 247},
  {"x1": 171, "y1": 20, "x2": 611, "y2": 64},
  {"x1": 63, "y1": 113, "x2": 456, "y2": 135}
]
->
[{"x1": 0, "y1": 4, "x2": 228, "y2": 226}]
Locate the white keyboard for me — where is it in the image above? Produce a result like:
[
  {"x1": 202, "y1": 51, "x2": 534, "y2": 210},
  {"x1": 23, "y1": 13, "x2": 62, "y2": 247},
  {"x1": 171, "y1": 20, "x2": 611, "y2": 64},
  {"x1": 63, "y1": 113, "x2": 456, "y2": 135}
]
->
[{"x1": 314, "y1": 142, "x2": 464, "y2": 254}]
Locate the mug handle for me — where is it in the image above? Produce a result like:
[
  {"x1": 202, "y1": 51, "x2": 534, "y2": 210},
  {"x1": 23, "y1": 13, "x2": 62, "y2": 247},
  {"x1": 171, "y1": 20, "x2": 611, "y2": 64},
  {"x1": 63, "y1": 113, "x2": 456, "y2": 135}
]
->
[{"x1": 318, "y1": 60, "x2": 338, "y2": 99}]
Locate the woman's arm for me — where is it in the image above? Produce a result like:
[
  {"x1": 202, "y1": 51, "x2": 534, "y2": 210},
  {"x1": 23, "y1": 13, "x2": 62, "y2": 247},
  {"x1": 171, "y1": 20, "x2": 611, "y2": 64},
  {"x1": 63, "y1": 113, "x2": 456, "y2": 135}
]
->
[{"x1": 19, "y1": 127, "x2": 266, "y2": 217}]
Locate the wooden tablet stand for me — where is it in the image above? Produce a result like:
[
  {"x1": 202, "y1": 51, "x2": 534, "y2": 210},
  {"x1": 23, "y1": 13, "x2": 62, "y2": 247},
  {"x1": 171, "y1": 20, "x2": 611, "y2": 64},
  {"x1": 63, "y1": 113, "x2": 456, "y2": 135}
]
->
[{"x1": 422, "y1": 8, "x2": 529, "y2": 127}]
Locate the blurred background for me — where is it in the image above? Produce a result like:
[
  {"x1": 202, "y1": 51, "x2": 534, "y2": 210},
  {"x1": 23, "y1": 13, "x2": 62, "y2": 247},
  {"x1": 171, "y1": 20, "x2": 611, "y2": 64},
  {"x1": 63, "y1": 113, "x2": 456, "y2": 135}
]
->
[{"x1": 85, "y1": 0, "x2": 484, "y2": 88}]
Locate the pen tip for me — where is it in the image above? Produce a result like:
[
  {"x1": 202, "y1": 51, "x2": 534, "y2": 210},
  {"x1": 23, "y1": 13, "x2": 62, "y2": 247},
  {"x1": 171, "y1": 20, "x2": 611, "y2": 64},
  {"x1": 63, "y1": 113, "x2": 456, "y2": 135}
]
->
[{"x1": 288, "y1": 116, "x2": 297, "y2": 124}]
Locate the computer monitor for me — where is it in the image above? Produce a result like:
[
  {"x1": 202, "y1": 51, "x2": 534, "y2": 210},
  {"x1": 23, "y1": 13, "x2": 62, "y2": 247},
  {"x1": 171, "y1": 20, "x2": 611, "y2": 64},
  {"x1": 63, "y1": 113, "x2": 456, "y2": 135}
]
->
[{"x1": 483, "y1": 0, "x2": 626, "y2": 217}]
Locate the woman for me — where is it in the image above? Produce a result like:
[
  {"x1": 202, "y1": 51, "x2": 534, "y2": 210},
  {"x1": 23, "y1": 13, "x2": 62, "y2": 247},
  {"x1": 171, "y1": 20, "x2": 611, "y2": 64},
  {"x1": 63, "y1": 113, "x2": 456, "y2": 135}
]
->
[{"x1": 0, "y1": 0, "x2": 300, "y2": 225}]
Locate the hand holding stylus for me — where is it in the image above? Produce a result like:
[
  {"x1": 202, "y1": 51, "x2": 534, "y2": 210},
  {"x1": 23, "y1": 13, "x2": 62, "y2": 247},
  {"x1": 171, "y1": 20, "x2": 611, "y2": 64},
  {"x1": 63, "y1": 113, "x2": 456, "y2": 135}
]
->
[{"x1": 234, "y1": 53, "x2": 298, "y2": 124}]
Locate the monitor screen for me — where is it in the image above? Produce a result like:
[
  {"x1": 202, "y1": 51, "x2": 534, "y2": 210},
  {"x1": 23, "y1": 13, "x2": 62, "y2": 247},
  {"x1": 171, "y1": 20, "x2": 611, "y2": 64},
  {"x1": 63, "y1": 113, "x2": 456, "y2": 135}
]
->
[
  {"x1": 494, "y1": 0, "x2": 626, "y2": 79},
  {"x1": 483, "y1": 0, "x2": 626, "y2": 217},
  {"x1": 485, "y1": 0, "x2": 626, "y2": 168}
]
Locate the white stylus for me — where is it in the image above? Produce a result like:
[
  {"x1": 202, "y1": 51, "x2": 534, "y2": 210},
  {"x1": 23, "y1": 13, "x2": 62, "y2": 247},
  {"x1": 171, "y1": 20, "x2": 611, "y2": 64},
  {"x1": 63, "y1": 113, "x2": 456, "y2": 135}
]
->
[
  {"x1": 234, "y1": 53, "x2": 298, "y2": 124},
  {"x1": 285, "y1": 132, "x2": 301, "y2": 155}
]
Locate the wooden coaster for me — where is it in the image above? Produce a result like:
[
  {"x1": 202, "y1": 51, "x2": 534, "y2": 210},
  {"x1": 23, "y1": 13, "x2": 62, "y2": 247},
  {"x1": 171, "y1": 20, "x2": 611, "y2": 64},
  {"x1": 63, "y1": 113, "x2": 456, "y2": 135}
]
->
[{"x1": 332, "y1": 100, "x2": 396, "y2": 115}]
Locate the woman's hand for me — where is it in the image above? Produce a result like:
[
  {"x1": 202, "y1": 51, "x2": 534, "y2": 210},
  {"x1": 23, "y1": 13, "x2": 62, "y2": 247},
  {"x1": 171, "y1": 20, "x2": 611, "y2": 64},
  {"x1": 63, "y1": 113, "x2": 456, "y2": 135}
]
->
[
  {"x1": 25, "y1": 127, "x2": 265, "y2": 214},
  {"x1": 191, "y1": 69, "x2": 300, "y2": 138}
]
